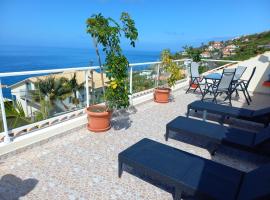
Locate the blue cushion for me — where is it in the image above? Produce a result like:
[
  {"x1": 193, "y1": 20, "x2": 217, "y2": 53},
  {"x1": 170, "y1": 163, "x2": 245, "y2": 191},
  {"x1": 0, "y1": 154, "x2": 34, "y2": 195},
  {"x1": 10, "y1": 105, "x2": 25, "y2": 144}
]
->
[
  {"x1": 238, "y1": 163, "x2": 270, "y2": 200},
  {"x1": 253, "y1": 107, "x2": 270, "y2": 117},
  {"x1": 254, "y1": 126, "x2": 270, "y2": 146},
  {"x1": 189, "y1": 101, "x2": 254, "y2": 118}
]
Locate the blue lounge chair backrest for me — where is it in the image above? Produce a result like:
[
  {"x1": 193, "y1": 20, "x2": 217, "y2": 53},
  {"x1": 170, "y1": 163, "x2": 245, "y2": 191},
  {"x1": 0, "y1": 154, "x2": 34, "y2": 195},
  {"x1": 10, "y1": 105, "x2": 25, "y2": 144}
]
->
[
  {"x1": 190, "y1": 62, "x2": 200, "y2": 78},
  {"x1": 235, "y1": 66, "x2": 247, "y2": 80},
  {"x1": 253, "y1": 126, "x2": 270, "y2": 146},
  {"x1": 217, "y1": 68, "x2": 236, "y2": 90},
  {"x1": 237, "y1": 163, "x2": 270, "y2": 200}
]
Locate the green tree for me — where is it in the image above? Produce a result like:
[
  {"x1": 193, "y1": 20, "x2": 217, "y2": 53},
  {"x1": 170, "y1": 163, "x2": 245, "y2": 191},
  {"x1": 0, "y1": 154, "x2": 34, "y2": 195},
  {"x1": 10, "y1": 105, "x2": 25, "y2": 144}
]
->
[
  {"x1": 68, "y1": 73, "x2": 84, "y2": 106},
  {"x1": 160, "y1": 49, "x2": 181, "y2": 88},
  {"x1": 86, "y1": 12, "x2": 138, "y2": 110},
  {"x1": 5, "y1": 101, "x2": 31, "y2": 129},
  {"x1": 36, "y1": 76, "x2": 72, "y2": 112},
  {"x1": 184, "y1": 46, "x2": 202, "y2": 62}
]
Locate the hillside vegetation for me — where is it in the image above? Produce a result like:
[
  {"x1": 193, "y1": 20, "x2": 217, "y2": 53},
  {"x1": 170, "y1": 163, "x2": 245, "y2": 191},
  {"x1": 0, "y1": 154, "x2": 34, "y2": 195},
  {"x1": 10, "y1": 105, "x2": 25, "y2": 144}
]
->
[{"x1": 170, "y1": 30, "x2": 270, "y2": 61}]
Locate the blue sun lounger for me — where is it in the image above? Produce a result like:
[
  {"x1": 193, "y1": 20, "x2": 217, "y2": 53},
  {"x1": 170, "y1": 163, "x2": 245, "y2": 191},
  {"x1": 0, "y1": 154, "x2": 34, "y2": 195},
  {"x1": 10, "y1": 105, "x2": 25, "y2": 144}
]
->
[{"x1": 118, "y1": 138, "x2": 270, "y2": 200}]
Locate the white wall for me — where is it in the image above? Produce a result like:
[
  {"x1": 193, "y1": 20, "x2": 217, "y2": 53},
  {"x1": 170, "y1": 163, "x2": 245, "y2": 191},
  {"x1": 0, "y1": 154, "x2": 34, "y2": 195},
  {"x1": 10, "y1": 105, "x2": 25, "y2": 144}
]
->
[
  {"x1": 220, "y1": 52, "x2": 270, "y2": 94},
  {"x1": 11, "y1": 83, "x2": 38, "y2": 117}
]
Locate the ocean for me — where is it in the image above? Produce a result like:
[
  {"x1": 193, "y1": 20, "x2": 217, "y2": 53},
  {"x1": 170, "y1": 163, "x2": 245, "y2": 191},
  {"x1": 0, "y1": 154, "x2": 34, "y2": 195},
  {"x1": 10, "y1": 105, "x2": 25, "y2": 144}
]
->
[{"x1": 0, "y1": 45, "x2": 160, "y2": 98}]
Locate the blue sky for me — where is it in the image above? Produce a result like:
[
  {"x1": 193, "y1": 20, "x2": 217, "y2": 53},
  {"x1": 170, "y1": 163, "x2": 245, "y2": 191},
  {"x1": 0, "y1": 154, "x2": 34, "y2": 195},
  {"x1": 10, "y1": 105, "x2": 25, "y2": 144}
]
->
[{"x1": 1, "y1": 0, "x2": 269, "y2": 51}]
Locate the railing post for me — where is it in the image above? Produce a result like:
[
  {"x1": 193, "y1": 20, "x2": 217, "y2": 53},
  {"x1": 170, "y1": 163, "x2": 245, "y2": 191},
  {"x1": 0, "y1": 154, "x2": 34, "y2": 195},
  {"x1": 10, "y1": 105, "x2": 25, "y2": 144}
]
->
[
  {"x1": 0, "y1": 79, "x2": 10, "y2": 143},
  {"x1": 129, "y1": 66, "x2": 133, "y2": 104},
  {"x1": 156, "y1": 63, "x2": 160, "y2": 88},
  {"x1": 85, "y1": 70, "x2": 90, "y2": 108},
  {"x1": 184, "y1": 59, "x2": 191, "y2": 84}
]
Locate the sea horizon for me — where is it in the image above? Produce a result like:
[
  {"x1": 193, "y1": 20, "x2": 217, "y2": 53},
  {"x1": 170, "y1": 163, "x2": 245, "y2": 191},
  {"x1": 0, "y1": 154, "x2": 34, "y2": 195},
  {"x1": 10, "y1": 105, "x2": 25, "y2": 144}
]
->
[{"x1": 0, "y1": 45, "x2": 161, "y2": 98}]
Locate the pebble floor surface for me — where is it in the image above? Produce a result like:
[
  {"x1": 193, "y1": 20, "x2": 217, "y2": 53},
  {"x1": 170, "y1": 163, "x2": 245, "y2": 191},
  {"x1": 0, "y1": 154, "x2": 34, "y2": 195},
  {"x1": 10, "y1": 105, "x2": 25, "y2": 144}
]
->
[{"x1": 0, "y1": 89, "x2": 270, "y2": 200}]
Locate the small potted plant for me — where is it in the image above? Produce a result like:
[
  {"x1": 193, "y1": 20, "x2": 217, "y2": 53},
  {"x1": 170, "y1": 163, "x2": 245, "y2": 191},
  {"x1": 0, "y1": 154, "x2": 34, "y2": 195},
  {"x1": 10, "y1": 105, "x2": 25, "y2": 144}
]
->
[
  {"x1": 154, "y1": 49, "x2": 181, "y2": 103},
  {"x1": 86, "y1": 12, "x2": 138, "y2": 132}
]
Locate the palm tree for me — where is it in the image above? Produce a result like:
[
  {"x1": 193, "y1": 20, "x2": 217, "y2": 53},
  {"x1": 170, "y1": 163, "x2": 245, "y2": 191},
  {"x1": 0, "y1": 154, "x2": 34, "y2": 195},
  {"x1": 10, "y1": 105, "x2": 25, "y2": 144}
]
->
[
  {"x1": 4, "y1": 100, "x2": 31, "y2": 129},
  {"x1": 36, "y1": 76, "x2": 55, "y2": 104},
  {"x1": 36, "y1": 76, "x2": 72, "y2": 113},
  {"x1": 53, "y1": 77, "x2": 72, "y2": 109},
  {"x1": 68, "y1": 73, "x2": 84, "y2": 106}
]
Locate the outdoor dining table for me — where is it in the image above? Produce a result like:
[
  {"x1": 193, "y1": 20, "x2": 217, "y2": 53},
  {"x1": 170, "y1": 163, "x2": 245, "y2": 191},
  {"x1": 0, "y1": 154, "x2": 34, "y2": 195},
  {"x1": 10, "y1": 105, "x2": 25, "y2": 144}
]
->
[
  {"x1": 203, "y1": 72, "x2": 241, "y2": 89},
  {"x1": 204, "y1": 73, "x2": 222, "y2": 80},
  {"x1": 203, "y1": 72, "x2": 240, "y2": 99},
  {"x1": 204, "y1": 72, "x2": 240, "y2": 81},
  {"x1": 203, "y1": 73, "x2": 222, "y2": 87}
]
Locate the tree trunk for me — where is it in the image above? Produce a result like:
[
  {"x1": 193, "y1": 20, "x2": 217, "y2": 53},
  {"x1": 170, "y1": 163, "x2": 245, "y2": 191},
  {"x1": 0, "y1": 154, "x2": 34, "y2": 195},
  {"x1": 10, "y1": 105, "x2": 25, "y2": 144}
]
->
[
  {"x1": 90, "y1": 70, "x2": 95, "y2": 103},
  {"x1": 93, "y1": 37, "x2": 106, "y2": 100}
]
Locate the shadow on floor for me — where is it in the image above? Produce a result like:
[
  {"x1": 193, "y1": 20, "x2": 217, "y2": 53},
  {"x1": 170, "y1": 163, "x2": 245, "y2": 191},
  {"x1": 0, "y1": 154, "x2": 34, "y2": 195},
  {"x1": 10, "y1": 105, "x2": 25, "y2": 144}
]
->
[
  {"x1": 111, "y1": 106, "x2": 137, "y2": 131},
  {"x1": 0, "y1": 174, "x2": 38, "y2": 200}
]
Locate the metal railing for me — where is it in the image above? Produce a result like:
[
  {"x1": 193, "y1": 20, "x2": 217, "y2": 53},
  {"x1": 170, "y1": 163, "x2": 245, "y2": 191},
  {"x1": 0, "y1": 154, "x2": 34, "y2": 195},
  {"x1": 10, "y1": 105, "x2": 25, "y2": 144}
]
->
[{"x1": 0, "y1": 59, "x2": 238, "y2": 143}]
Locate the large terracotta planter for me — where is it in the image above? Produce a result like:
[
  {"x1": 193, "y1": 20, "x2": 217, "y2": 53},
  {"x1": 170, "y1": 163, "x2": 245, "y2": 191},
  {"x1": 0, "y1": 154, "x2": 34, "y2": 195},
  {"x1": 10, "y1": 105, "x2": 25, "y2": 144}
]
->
[
  {"x1": 86, "y1": 105, "x2": 111, "y2": 132},
  {"x1": 154, "y1": 87, "x2": 171, "y2": 103}
]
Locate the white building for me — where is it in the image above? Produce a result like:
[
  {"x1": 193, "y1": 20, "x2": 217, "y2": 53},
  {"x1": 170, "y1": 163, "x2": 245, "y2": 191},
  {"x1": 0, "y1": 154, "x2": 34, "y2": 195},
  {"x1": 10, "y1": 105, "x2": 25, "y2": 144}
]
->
[{"x1": 9, "y1": 70, "x2": 108, "y2": 117}]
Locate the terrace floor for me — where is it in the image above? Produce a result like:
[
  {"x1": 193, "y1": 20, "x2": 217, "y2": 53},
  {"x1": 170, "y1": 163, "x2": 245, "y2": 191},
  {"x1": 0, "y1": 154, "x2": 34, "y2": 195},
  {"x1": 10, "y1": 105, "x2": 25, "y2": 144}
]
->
[{"x1": 0, "y1": 88, "x2": 270, "y2": 200}]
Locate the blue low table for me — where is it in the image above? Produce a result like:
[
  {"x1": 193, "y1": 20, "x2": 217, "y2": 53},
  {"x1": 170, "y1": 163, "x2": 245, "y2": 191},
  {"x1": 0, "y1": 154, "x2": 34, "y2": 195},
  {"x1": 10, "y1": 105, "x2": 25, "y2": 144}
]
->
[
  {"x1": 204, "y1": 73, "x2": 222, "y2": 80},
  {"x1": 204, "y1": 72, "x2": 239, "y2": 81}
]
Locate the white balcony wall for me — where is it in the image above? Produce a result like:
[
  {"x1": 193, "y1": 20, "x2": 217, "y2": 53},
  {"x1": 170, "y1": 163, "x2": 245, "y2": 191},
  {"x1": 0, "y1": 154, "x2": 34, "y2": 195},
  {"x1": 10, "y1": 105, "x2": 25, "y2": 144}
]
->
[{"x1": 218, "y1": 51, "x2": 270, "y2": 95}]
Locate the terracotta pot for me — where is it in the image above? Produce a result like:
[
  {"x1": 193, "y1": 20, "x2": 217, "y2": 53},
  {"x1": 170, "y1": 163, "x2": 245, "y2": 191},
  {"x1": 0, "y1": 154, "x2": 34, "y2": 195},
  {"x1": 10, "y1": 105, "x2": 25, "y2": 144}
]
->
[
  {"x1": 191, "y1": 83, "x2": 198, "y2": 88},
  {"x1": 154, "y1": 87, "x2": 171, "y2": 103},
  {"x1": 86, "y1": 105, "x2": 111, "y2": 132},
  {"x1": 189, "y1": 80, "x2": 198, "y2": 88}
]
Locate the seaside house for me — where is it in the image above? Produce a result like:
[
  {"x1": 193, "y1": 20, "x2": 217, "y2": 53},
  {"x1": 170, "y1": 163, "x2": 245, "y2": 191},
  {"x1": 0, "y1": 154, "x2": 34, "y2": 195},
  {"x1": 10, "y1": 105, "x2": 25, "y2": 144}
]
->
[{"x1": 9, "y1": 71, "x2": 108, "y2": 117}]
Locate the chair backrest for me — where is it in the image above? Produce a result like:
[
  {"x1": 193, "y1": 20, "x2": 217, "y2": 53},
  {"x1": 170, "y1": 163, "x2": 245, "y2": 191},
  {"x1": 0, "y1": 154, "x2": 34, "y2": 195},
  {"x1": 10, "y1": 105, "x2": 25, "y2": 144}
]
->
[
  {"x1": 245, "y1": 67, "x2": 256, "y2": 88},
  {"x1": 189, "y1": 62, "x2": 200, "y2": 78},
  {"x1": 237, "y1": 163, "x2": 270, "y2": 200},
  {"x1": 217, "y1": 68, "x2": 236, "y2": 90},
  {"x1": 234, "y1": 66, "x2": 247, "y2": 80}
]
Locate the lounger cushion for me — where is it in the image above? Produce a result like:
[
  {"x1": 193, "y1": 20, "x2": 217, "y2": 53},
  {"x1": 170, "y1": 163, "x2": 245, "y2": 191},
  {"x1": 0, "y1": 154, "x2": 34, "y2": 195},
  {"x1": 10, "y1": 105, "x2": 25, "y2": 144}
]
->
[
  {"x1": 252, "y1": 107, "x2": 270, "y2": 117},
  {"x1": 254, "y1": 126, "x2": 270, "y2": 146},
  {"x1": 188, "y1": 101, "x2": 254, "y2": 118},
  {"x1": 237, "y1": 163, "x2": 270, "y2": 200},
  {"x1": 119, "y1": 138, "x2": 243, "y2": 200},
  {"x1": 167, "y1": 117, "x2": 256, "y2": 147}
]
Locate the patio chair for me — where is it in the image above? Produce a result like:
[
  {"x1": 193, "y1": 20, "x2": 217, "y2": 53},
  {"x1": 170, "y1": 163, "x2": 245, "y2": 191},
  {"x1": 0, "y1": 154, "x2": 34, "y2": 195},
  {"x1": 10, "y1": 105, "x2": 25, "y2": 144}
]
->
[
  {"x1": 187, "y1": 100, "x2": 270, "y2": 127},
  {"x1": 166, "y1": 116, "x2": 270, "y2": 155},
  {"x1": 202, "y1": 68, "x2": 236, "y2": 106},
  {"x1": 119, "y1": 138, "x2": 270, "y2": 200},
  {"x1": 186, "y1": 62, "x2": 205, "y2": 94},
  {"x1": 232, "y1": 67, "x2": 256, "y2": 105},
  {"x1": 234, "y1": 66, "x2": 247, "y2": 80}
]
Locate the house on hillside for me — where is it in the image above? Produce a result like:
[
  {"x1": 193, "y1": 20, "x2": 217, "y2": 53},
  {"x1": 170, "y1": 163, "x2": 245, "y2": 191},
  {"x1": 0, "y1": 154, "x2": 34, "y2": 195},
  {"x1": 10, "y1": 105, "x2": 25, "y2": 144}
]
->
[
  {"x1": 258, "y1": 44, "x2": 270, "y2": 49},
  {"x1": 201, "y1": 51, "x2": 211, "y2": 58},
  {"x1": 208, "y1": 42, "x2": 223, "y2": 51},
  {"x1": 222, "y1": 44, "x2": 238, "y2": 57},
  {"x1": 181, "y1": 51, "x2": 188, "y2": 56},
  {"x1": 9, "y1": 71, "x2": 108, "y2": 117}
]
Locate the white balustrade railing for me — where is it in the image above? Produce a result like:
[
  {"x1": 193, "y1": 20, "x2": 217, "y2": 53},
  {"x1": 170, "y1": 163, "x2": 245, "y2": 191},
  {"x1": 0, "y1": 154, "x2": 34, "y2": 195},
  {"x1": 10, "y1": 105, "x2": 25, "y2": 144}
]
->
[{"x1": 0, "y1": 59, "x2": 238, "y2": 143}]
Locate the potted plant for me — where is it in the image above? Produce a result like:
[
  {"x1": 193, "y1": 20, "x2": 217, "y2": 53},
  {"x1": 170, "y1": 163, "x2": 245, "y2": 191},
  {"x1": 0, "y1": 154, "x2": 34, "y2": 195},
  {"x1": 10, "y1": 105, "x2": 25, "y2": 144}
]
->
[
  {"x1": 154, "y1": 49, "x2": 181, "y2": 103},
  {"x1": 86, "y1": 12, "x2": 138, "y2": 132}
]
